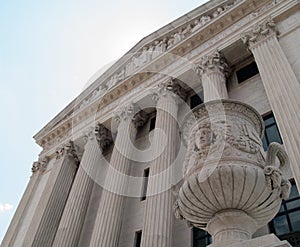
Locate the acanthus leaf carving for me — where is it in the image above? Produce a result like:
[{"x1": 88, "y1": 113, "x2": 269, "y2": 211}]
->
[
  {"x1": 95, "y1": 123, "x2": 113, "y2": 151},
  {"x1": 193, "y1": 50, "x2": 230, "y2": 78},
  {"x1": 152, "y1": 78, "x2": 187, "y2": 103},
  {"x1": 241, "y1": 17, "x2": 277, "y2": 49},
  {"x1": 31, "y1": 156, "x2": 49, "y2": 173},
  {"x1": 55, "y1": 141, "x2": 79, "y2": 165}
]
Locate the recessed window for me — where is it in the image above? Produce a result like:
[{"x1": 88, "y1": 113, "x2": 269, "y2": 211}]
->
[
  {"x1": 236, "y1": 61, "x2": 259, "y2": 84},
  {"x1": 141, "y1": 168, "x2": 150, "y2": 201},
  {"x1": 134, "y1": 230, "x2": 142, "y2": 247},
  {"x1": 262, "y1": 113, "x2": 282, "y2": 150},
  {"x1": 149, "y1": 117, "x2": 156, "y2": 131},
  {"x1": 193, "y1": 227, "x2": 211, "y2": 247},
  {"x1": 190, "y1": 93, "x2": 203, "y2": 109},
  {"x1": 269, "y1": 181, "x2": 300, "y2": 246}
]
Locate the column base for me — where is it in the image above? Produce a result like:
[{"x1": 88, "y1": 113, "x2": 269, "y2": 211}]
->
[{"x1": 208, "y1": 234, "x2": 292, "y2": 247}]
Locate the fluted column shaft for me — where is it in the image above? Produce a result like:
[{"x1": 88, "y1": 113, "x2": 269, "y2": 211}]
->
[
  {"x1": 23, "y1": 142, "x2": 78, "y2": 247},
  {"x1": 202, "y1": 71, "x2": 228, "y2": 102},
  {"x1": 194, "y1": 51, "x2": 229, "y2": 102},
  {"x1": 243, "y1": 18, "x2": 300, "y2": 189},
  {"x1": 89, "y1": 106, "x2": 138, "y2": 247},
  {"x1": 141, "y1": 85, "x2": 180, "y2": 247},
  {"x1": 2, "y1": 159, "x2": 47, "y2": 247},
  {"x1": 53, "y1": 131, "x2": 104, "y2": 247}
]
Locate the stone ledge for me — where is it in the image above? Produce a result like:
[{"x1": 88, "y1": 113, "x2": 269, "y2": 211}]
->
[{"x1": 208, "y1": 234, "x2": 292, "y2": 247}]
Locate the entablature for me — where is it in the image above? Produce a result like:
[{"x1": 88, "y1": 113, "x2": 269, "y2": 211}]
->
[{"x1": 35, "y1": 0, "x2": 299, "y2": 155}]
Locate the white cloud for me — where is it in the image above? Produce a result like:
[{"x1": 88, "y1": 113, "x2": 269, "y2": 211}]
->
[{"x1": 0, "y1": 203, "x2": 13, "y2": 213}]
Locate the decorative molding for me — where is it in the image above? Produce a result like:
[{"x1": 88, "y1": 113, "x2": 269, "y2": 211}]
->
[
  {"x1": 251, "y1": 0, "x2": 280, "y2": 17},
  {"x1": 193, "y1": 50, "x2": 230, "y2": 78},
  {"x1": 241, "y1": 17, "x2": 277, "y2": 49},
  {"x1": 35, "y1": 0, "x2": 278, "y2": 152}
]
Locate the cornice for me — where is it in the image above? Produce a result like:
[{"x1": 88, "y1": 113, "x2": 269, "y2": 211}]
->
[{"x1": 35, "y1": 0, "x2": 296, "y2": 153}]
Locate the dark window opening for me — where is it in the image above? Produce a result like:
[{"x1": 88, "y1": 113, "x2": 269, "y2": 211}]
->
[
  {"x1": 262, "y1": 113, "x2": 282, "y2": 150},
  {"x1": 141, "y1": 168, "x2": 150, "y2": 201},
  {"x1": 269, "y1": 181, "x2": 300, "y2": 246},
  {"x1": 149, "y1": 117, "x2": 156, "y2": 131},
  {"x1": 190, "y1": 93, "x2": 203, "y2": 109},
  {"x1": 236, "y1": 61, "x2": 259, "y2": 83},
  {"x1": 193, "y1": 227, "x2": 211, "y2": 247},
  {"x1": 134, "y1": 230, "x2": 142, "y2": 247}
]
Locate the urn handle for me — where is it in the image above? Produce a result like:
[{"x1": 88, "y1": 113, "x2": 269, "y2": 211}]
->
[
  {"x1": 264, "y1": 142, "x2": 291, "y2": 200},
  {"x1": 265, "y1": 142, "x2": 289, "y2": 170}
]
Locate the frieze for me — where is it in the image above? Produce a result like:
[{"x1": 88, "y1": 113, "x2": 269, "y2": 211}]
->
[
  {"x1": 73, "y1": 1, "x2": 238, "y2": 113},
  {"x1": 37, "y1": 0, "x2": 279, "y2": 152}
]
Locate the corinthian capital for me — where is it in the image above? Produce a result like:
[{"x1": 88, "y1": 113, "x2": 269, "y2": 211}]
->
[
  {"x1": 56, "y1": 141, "x2": 79, "y2": 165},
  {"x1": 113, "y1": 103, "x2": 138, "y2": 125},
  {"x1": 193, "y1": 50, "x2": 230, "y2": 78},
  {"x1": 152, "y1": 78, "x2": 187, "y2": 102},
  {"x1": 241, "y1": 17, "x2": 276, "y2": 49},
  {"x1": 95, "y1": 123, "x2": 113, "y2": 151},
  {"x1": 31, "y1": 156, "x2": 49, "y2": 173},
  {"x1": 113, "y1": 103, "x2": 148, "y2": 130}
]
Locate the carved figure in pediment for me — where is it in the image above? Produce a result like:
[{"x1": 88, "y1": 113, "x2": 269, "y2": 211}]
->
[
  {"x1": 107, "y1": 74, "x2": 118, "y2": 88},
  {"x1": 200, "y1": 15, "x2": 211, "y2": 25},
  {"x1": 117, "y1": 69, "x2": 125, "y2": 81},
  {"x1": 152, "y1": 40, "x2": 161, "y2": 59},
  {"x1": 160, "y1": 37, "x2": 168, "y2": 52},
  {"x1": 147, "y1": 44, "x2": 154, "y2": 61},
  {"x1": 182, "y1": 24, "x2": 192, "y2": 38},
  {"x1": 167, "y1": 35, "x2": 175, "y2": 49},
  {"x1": 191, "y1": 19, "x2": 203, "y2": 33},
  {"x1": 212, "y1": 7, "x2": 224, "y2": 18},
  {"x1": 173, "y1": 29, "x2": 183, "y2": 44},
  {"x1": 125, "y1": 60, "x2": 135, "y2": 77}
]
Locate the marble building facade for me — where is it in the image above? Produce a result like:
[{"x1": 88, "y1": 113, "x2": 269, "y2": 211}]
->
[{"x1": 2, "y1": 0, "x2": 300, "y2": 246}]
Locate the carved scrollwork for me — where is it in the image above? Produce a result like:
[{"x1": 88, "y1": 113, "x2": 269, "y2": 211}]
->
[
  {"x1": 113, "y1": 103, "x2": 137, "y2": 127},
  {"x1": 55, "y1": 141, "x2": 79, "y2": 165},
  {"x1": 31, "y1": 156, "x2": 49, "y2": 173},
  {"x1": 264, "y1": 142, "x2": 291, "y2": 200},
  {"x1": 95, "y1": 123, "x2": 113, "y2": 151},
  {"x1": 113, "y1": 103, "x2": 149, "y2": 130},
  {"x1": 241, "y1": 17, "x2": 277, "y2": 48},
  {"x1": 193, "y1": 50, "x2": 231, "y2": 78},
  {"x1": 31, "y1": 162, "x2": 39, "y2": 173},
  {"x1": 152, "y1": 78, "x2": 187, "y2": 103}
]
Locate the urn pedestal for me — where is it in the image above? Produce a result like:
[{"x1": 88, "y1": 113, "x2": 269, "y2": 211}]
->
[{"x1": 175, "y1": 100, "x2": 291, "y2": 246}]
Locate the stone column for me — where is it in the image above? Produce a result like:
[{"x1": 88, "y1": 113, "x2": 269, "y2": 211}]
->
[
  {"x1": 242, "y1": 17, "x2": 300, "y2": 189},
  {"x1": 1, "y1": 157, "x2": 48, "y2": 247},
  {"x1": 193, "y1": 51, "x2": 230, "y2": 102},
  {"x1": 52, "y1": 125, "x2": 112, "y2": 247},
  {"x1": 141, "y1": 79, "x2": 185, "y2": 247},
  {"x1": 89, "y1": 103, "x2": 147, "y2": 247},
  {"x1": 23, "y1": 141, "x2": 79, "y2": 247}
]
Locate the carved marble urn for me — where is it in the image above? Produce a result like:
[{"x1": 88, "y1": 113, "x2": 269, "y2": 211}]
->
[{"x1": 175, "y1": 99, "x2": 291, "y2": 246}]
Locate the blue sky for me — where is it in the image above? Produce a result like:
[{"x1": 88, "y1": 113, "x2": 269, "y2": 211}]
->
[{"x1": 0, "y1": 0, "x2": 209, "y2": 241}]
